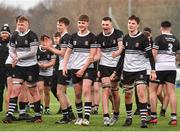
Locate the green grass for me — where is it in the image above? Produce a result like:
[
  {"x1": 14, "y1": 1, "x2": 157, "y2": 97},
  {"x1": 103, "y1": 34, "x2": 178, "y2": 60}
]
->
[{"x1": 0, "y1": 87, "x2": 180, "y2": 131}]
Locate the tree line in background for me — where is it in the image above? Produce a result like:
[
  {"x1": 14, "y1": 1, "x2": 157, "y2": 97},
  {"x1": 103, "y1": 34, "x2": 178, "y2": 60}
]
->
[{"x1": 0, "y1": 0, "x2": 180, "y2": 39}]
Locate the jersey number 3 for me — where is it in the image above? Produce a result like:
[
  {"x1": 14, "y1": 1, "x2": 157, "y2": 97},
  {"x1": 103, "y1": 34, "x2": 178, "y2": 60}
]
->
[{"x1": 168, "y1": 43, "x2": 173, "y2": 53}]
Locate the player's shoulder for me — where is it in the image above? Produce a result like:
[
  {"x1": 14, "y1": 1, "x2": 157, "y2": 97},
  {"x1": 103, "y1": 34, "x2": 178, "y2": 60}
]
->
[{"x1": 114, "y1": 29, "x2": 123, "y2": 35}]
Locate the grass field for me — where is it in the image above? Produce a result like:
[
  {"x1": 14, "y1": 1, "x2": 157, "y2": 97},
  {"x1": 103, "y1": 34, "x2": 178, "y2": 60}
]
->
[{"x1": 0, "y1": 87, "x2": 180, "y2": 131}]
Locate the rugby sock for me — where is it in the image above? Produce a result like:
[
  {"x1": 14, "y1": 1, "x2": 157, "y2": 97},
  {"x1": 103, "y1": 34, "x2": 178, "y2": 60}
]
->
[
  {"x1": 126, "y1": 103, "x2": 132, "y2": 119},
  {"x1": 84, "y1": 102, "x2": 92, "y2": 120},
  {"x1": 62, "y1": 108, "x2": 69, "y2": 119},
  {"x1": 140, "y1": 103, "x2": 147, "y2": 121},
  {"x1": 34, "y1": 100, "x2": 41, "y2": 118},
  {"x1": 113, "y1": 111, "x2": 119, "y2": 119},
  {"x1": 151, "y1": 112, "x2": 157, "y2": 119},
  {"x1": 8, "y1": 97, "x2": 18, "y2": 116},
  {"x1": 19, "y1": 102, "x2": 28, "y2": 115},
  {"x1": 76, "y1": 102, "x2": 83, "y2": 118},
  {"x1": 171, "y1": 113, "x2": 177, "y2": 121}
]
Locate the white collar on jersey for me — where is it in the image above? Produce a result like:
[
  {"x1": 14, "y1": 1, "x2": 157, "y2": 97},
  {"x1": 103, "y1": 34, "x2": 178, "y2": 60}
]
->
[
  {"x1": 61, "y1": 32, "x2": 68, "y2": 37},
  {"x1": 129, "y1": 31, "x2": 142, "y2": 38},
  {"x1": 39, "y1": 45, "x2": 46, "y2": 52},
  {"x1": 103, "y1": 28, "x2": 114, "y2": 36},
  {"x1": 77, "y1": 30, "x2": 90, "y2": 37},
  {"x1": 161, "y1": 32, "x2": 173, "y2": 35},
  {"x1": 18, "y1": 29, "x2": 30, "y2": 36}
]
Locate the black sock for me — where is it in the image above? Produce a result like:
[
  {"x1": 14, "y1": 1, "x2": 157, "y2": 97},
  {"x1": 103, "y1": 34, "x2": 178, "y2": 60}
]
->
[
  {"x1": 62, "y1": 108, "x2": 69, "y2": 119},
  {"x1": 67, "y1": 106, "x2": 73, "y2": 114},
  {"x1": 84, "y1": 102, "x2": 92, "y2": 120},
  {"x1": 126, "y1": 103, "x2": 132, "y2": 119},
  {"x1": 7, "y1": 97, "x2": 18, "y2": 117},
  {"x1": 171, "y1": 113, "x2": 177, "y2": 121},
  {"x1": 76, "y1": 102, "x2": 83, "y2": 118},
  {"x1": 19, "y1": 102, "x2": 28, "y2": 115},
  {"x1": 139, "y1": 103, "x2": 147, "y2": 122},
  {"x1": 103, "y1": 113, "x2": 110, "y2": 118},
  {"x1": 151, "y1": 112, "x2": 157, "y2": 119},
  {"x1": 113, "y1": 112, "x2": 119, "y2": 119},
  {"x1": 34, "y1": 100, "x2": 41, "y2": 118}
]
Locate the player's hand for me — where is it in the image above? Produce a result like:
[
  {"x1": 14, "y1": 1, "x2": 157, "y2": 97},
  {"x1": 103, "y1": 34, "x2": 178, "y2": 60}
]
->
[
  {"x1": 97, "y1": 71, "x2": 101, "y2": 78},
  {"x1": 150, "y1": 70, "x2": 157, "y2": 81},
  {"x1": 75, "y1": 69, "x2": 84, "y2": 77},
  {"x1": 112, "y1": 51, "x2": 118, "y2": 58},
  {"x1": 12, "y1": 57, "x2": 18, "y2": 68},
  {"x1": 88, "y1": 56, "x2": 94, "y2": 63},
  {"x1": 62, "y1": 66, "x2": 68, "y2": 77},
  {"x1": 110, "y1": 71, "x2": 117, "y2": 81}
]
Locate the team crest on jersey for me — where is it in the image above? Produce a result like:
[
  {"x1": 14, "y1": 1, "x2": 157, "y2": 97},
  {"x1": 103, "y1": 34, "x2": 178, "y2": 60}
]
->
[
  {"x1": 125, "y1": 42, "x2": 128, "y2": 47},
  {"x1": 73, "y1": 41, "x2": 77, "y2": 45},
  {"x1": 47, "y1": 54, "x2": 50, "y2": 59},
  {"x1": 135, "y1": 42, "x2": 139, "y2": 47},
  {"x1": 15, "y1": 41, "x2": 17, "y2": 45},
  {"x1": 25, "y1": 40, "x2": 28, "y2": 45},
  {"x1": 85, "y1": 72, "x2": 89, "y2": 77},
  {"x1": 113, "y1": 39, "x2": 116, "y2": 44},
  {"x1": 102, "y1": 42, "x2": 105, "y2": 46},
  {"x1": 85, "y1": 41, "x2": 89, "y2": 46},
  {"x1": 140, "y1": 74, "x2": 144, "y2": 79},
  {"x1": 28, "y1": 75, "x2": 32, "y2": 81},
  {"x1": 34, "y1": 39, "x2": 37, "y2": 42},
  {"x1": 0, "y1": 43, "x2": 1, "y2": 46}
]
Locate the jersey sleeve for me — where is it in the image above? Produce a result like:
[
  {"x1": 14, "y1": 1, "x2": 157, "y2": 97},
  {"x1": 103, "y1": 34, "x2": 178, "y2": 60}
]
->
[
  {"x1": 116, "y1": 30, "x2": 124, "y2": 42},
  {"x1": 67, "y1": 34, "x2": 74, "y2": 49},
  {"x1": 90, "y1": 34, "x2": 98, "y2": 48},
  {"x1": 61, "y1": 34, "x2": 71, "y2": 48},
  {"x1": 153, "y1": 36, "x2": 160, "y2": 50},
  {"x1": 29, "y1": 32, "x2": 39, "y2": 47}
]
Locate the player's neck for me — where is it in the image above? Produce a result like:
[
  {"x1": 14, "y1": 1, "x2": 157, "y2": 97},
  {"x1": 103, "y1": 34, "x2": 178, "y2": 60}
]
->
[
  {"x1": 78, "y1": 29, "x2": 89, "y2": 36},
  {"x1": 129, "y1": 30, "x2": 138, "y2": 36},
  {"x1": 61, "y1": 30, "x2": 68, "y2": 37},
  {"x1": 161, "y1": 30, "x2": 172, "y2": 35}
]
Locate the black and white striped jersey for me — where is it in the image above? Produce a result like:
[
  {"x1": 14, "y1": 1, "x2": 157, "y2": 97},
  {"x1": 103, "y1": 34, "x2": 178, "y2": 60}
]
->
[
  {"x1": 123, "y1": 32, "x2": 151, "y2": 72},
  {"x1": 10, "y1": 30, "x2": 39, "y2": 66},
  {"x1": 153, "y1": 33, "x2": 180, "y2": 71},
  {"x1": 58, "y1": 33, "x2": 72, "y2": 70},
  {"x1": 68, "y1": 31, "x2": 97, "y2": 69},
  {"x1": 37, "y1": 45, "x2": 56, "y2": 76},
  {"x1": 97, "y1": 28, "x2": 123, "y2": 67}
]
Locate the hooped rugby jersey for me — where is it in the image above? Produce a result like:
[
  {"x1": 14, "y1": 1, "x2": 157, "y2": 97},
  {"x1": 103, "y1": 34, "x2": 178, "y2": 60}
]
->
[
  {"x1": 153, "y1": 33, "x2": 180, "y2": 71},
  {"x1": 123, "y1": 32, "x2": 151, "y2": 72},
  {"x1": 97, "y1": 28, "x2": 123, "y2": 67},
  {"x1": 58, "y1": 33, "x2": 72, "y2": 70},
  {"x1": 37, "y1": 45, "x2": 56, "y2": 76},
  {"x1": 68, "y1": 31, "x2": 97, "y2": 70},
  {"x1": 10, "y1": 30, "x2": 39, "y2": 66}
]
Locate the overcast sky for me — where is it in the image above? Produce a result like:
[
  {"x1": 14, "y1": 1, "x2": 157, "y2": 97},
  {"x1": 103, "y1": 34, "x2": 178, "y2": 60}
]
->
[{"x1": 0, "y1": 0, "x2": 43, "y2": 10}]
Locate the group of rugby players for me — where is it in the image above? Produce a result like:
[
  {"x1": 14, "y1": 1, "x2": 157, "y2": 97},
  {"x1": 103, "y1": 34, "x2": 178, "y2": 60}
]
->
[{"x1": 0, "y1": 14, "x2": 179, "y2": 128}]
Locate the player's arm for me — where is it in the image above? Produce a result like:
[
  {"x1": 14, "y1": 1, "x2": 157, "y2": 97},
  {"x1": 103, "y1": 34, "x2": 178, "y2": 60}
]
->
[
  {"x1": 17, "y1": 45, "x2": 38, "y2": 60},
  {"x1": 9, "y1": 45, "x2": 17, "y2": 59},
  {"x1": 39, "y1": 55, "x2": 56, "y2": 69},
  {"x1": 112, "y1": 31, "x2": 124, "y2": 58},
  {"x1": 80, "y1": 46, "x2": 96, "y2": 72},
  {"x1": 112, "y1": 41, "x2": 124, "y2": 58},
  {"x1": 43, "y1": 44, "x2": 66, "y2": 57},
  {"x1": 63, "y1": 47, "x2": 72, "y2": 76},
  {"x1": 145, "y1": 36, "x2": 156, "y2": 80},
  {"x1": 110, "y1": 49, "x2": 125, "y2": 81}
]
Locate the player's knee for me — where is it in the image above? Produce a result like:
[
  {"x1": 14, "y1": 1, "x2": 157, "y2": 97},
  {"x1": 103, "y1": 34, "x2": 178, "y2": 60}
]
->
[
  {"x1": 27, "y1": 83, "x2": 37, "y2": 89},
  {"x1": 12, "y1": 80, "x2": 23, "y2": 87},
  {"x1": 102, "y1": 82, "x2": 111, "y2": 89}
]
